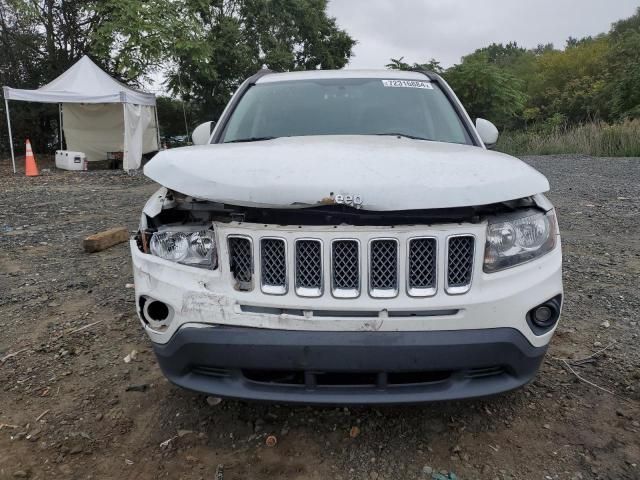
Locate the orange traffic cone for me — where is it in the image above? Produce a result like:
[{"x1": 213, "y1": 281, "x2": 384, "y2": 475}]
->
[{"x1": 25, "y1": 139, "x2": 39, "y2": 177}]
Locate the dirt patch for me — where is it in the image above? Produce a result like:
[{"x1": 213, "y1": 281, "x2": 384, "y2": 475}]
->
[{"x1": 0, "y1": 155, "x2": 639, "y2": 479}]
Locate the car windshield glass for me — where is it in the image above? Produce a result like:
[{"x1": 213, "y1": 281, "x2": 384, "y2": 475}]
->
[{"x1": 221, "y1": 78, "x2": 473, "y2": 145}]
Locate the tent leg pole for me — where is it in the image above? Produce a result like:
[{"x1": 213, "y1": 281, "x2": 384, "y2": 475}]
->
[
  {"x1": 154, "y1": 106, "x2": 161, "y2": 150},
  {"x1": 122, "y1": 104, "x2": 127, "y2": 171},
  {"x1": 58, "y1": 103, "x2": 64, "y2": 150},
  {"x1": 4, "y1": 98, "x2": 16, "y2": 174}
]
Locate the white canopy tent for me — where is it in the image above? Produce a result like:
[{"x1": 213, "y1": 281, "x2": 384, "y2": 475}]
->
[{"x1": 3, "y1": 55, "x2": 160, "y2": 172}]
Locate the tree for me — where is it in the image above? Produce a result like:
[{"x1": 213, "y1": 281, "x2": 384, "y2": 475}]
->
[
  {"x1": 445, "y1": 60, "x2": 527, "y2": 128},
  {"x1": 166, "y1": 0, "x2": 355, "y2": 121},
  {"x1": 605, "y1": 7, "x2": 640, "y2": 119},
  {"x1": 386, "y1": 56, "x2": 444, "y2": 74},
  {"x1": 91, "y1": 0, "x2": 195, "y2": 85},
  {"x1": 528, "y1": 35, "x2": 609, "y2": 123}
]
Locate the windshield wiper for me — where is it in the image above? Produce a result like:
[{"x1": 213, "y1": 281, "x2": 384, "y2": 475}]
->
[
  {"x1": 225, "y1": 136, "x2": 278, "y2": 143},
  {"x1": 374, "y1": 132, "x2": 432, "y2": 141}
]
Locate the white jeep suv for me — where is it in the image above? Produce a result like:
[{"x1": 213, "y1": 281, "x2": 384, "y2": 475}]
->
[{"x1": 131, "y1": 69, "x2": 562, "y2": 404}]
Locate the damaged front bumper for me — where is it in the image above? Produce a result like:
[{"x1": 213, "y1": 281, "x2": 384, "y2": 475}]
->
[{"x1": 131, "y1": 231, "x2": 562, "y2": 404}]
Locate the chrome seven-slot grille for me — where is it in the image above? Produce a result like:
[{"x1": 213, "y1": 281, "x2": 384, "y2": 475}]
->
[{"x1": 227, "y1": 235, "x2": 475, "y2": 297}]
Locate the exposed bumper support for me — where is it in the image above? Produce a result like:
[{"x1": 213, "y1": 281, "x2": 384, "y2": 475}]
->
[{"x1": 153, "y1": 325, "x2": 547, "y2": 405}]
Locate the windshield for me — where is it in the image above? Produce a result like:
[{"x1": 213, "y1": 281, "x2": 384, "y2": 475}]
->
[{"x1": 220, "y1": 78, "x2": 473, "y2": 145}]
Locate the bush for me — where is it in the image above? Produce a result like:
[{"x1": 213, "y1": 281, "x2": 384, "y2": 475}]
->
[{"x1": 496, "y1": 120, "x2": 640, "y2": 157}]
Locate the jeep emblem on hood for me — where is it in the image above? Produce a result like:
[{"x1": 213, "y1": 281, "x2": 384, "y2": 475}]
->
[{"x1": 335, "y1": 194, "x2": 363, "y2": 209}]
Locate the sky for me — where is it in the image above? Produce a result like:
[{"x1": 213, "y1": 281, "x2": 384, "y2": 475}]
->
[{"x1": 327, "y1": 0, "x2": 640, "y2": 69}]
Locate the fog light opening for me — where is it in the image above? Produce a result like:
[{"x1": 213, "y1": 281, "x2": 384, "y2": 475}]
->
[
  {"x1": 527, "y1": 295, "x2": 562, "y2": 334},
  {"x1": 146, "y1": 300, "x2": 170, "y2": 322},
  {"x1": 141, "y1": 298, "x2": 173, "y2": 331},
  {"x1": 533, "y1": 305, "x2": 553, "y2": 325}
]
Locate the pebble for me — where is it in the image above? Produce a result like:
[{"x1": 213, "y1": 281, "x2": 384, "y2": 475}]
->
[
  {"x1": 13, "y1": 471, "x2": 28, "y2": 478},
  {"x1": 601, "y1": 320, "x2": 610, "y2": 328},
  {"x1": 206, "y1": 396, "x2": 222, "y2": 406},
  {"x1": 123, "y1": 350, "x2": 138, "y2": 363},
  {"x1": 69, "y1": 445, "x2": 83, "y2": 455}
]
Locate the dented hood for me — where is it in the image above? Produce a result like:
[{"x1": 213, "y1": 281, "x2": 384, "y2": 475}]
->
[{"x1": 144, "y1": 135, "x2": 549, "y2": 210}]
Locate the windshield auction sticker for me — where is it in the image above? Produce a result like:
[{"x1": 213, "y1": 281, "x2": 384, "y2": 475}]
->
[{"x1": 382, "y1": 79, "x2": 433, "y2": 89}]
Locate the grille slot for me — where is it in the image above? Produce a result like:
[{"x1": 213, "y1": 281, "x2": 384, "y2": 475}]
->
[
  {"x1": 228, "y1": 236, "x2": 253, "y2": 289},
  {"x1": 408, "y1": 238, "x2": 437, "y2": 296},
  {"x1": 447, "y1": 235, "x2": 475, "y2": 294},
  {"x1": 261, "y1": 238, "x2": 287, "y2": 294},
  {"x1": 331, "y1": 240, "x2": 360, "y2": 297},
  {"x1": 369, "y1": 239, "x2": 398, "y2": 297},
  {"x1": 295, "y1": 239, "x2": 322, "y2": 297}
]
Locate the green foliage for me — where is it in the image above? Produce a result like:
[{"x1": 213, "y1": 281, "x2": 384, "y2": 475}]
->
[
  {"x1": 445, "y1": 59, "x2": 527, "y2": 128},
  {"x1": 91, "y1": 0, "x2": 192, "y2": 84},
  {"x1": 527, "y1": 35, "x2": 610, "y2": 123},
  {"x1": 604, "y1": 10, "x2": 640, "y2": 119},
  {"x1": 168, "y1": 0, "x2": 355, "y2": 120},
  {"x1": 388, "y1": 7, "x2": 640, "y2": 137},
  {"x1": 386, "y1": 57, "x2": 444, "y2": 74}
]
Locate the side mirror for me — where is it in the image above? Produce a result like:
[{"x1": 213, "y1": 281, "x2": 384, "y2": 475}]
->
[
  {"x1": 191, "y1": 121, "x2": 216, "y2": 145},
  {"x1": 475, "y1": 118, "x2": 499, "y2": 149}
]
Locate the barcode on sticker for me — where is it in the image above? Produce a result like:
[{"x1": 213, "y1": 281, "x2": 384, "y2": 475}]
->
[{"x1": 382, "y1": 80, "x2": 433, "y2": 89}]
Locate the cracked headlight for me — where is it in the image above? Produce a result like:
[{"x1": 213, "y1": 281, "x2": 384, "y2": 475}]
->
[
  {"x1": 150, "y1": 229, "x2": 218, "y2": 268},
  {"x1": 484, "y1": 210, "x2": 558, "y2": 273}
]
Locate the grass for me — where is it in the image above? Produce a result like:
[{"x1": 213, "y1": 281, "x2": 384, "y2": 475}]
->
[{"x1": 496, "y1": 120, "x2": 640, "y2": 157}]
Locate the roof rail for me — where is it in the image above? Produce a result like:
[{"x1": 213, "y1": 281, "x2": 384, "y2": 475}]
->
[
  {"x1": 248, "y1": 68, "x2": 274, "y2": 84},
  {"x1": 410, "y1": 69, "x2": 439, "y2": 81}
]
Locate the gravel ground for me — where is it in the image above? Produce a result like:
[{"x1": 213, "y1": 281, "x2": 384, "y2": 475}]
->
[{"x1": 0, "y1": 154, "x2": 639, "y2": 480}]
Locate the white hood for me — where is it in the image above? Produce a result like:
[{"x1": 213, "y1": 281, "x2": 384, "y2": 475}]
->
[{"x1": 144, "y1": 136, "x2": 549, "y2": 211}]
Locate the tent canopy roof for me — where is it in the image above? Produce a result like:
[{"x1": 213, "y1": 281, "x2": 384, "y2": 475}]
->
[{"x1": 3, "y1": 56, "x2": 156, "y2": 106}]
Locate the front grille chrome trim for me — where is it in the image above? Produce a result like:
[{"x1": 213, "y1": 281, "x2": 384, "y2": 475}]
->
[
  {"x1": 445, "y1": 234, "x2": 475, "y2": 295},
  {"x1": 406, "y1": 237, "x2": 437, "y2": 297},
  {"x1": 330, "y1": 239, "x2": 361, "y2": 299},
  {"x1": 294, "y1": 238, "x2": 323, "y2": 298},
  {"x1": 224, "y1": 228, "x2": 477, "y2": 299},
  {"x1": 227, "y1": 235, "x2": 254, "y2": 291},
  {"x1": 260, "y1": 237, "x2": 288, "y2": 295},
  {"x1": 368, "y1": 238, "x2": 399, "y2": 299}
]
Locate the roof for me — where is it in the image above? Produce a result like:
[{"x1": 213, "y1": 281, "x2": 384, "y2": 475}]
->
[
  {"x1": 256, "y1": 69, "x2": 432, "y2": 84},
  {"x1": 3, "y1": 56, "x2": 156, "y2": 106}
]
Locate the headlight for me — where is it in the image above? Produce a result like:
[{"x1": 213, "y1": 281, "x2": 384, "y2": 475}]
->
[
  {"x1": 484, "y1": 210, "x2": 558, "y2": 273},
  {"x1": 150, "y1": 229, "x2": 218, "y2": 268}
]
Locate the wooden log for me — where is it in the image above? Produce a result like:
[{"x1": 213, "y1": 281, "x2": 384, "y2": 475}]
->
[{"x1": 83, "y1": 227, "x2": 129, "y2": 253}]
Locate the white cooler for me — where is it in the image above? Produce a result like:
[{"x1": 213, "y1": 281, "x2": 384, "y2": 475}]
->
[{"x1": 55, "y1": 150, "x2": 88, "y2": 171}]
